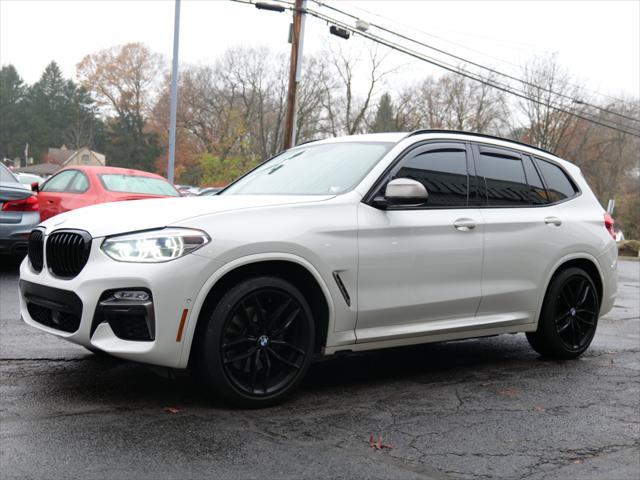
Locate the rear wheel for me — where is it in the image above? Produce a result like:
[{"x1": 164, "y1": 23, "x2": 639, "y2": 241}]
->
[
  {"x1": 526, "y1": 267, "x2": 599, "y2": 359},
  {"x1": 194, "y1": 276, "x2": 315, "y2": 407}
]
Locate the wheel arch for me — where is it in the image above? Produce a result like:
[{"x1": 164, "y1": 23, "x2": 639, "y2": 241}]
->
[
  {"x1": 535, "y1": 253, "x2": 605, "y2": 328},
  {"x1": 179, "y1": 253, "x2": 335, "y2": 368}
]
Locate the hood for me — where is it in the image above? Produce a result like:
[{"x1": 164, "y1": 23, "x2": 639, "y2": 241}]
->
[{"x1": 39, "y1": 195, "x2": 334, "y2": 238}]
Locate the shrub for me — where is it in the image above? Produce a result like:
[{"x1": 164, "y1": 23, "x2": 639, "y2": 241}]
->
[{"x1": 618, "y1": 239, "x2": 640, "y2": 257}]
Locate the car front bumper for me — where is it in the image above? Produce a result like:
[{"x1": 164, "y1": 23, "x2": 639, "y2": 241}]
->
[{"x1": 19, "y1": 239, "x2": 222, "y2": 368}]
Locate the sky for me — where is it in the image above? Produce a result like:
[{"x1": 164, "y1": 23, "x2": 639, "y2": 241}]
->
[{"x1": 1, "y1": 0, "x2": 639, "y2": 102}]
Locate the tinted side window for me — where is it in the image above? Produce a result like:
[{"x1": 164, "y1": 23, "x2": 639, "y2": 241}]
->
[
  {"x1": 522, "y1": 155, "x2": 549, "y2": 205},
  {"x1": 393, "y1": 147, "x2": 468, "y2": 207},
  {"x1": 534, "y1": 158, "x2": 578, "y2": 202},
  {"x1": 478, "y1": 150, "x2": 530, "y2": 206},
  {"x1": 41, "y1": 170, "x2": 77, "y2": 192}
]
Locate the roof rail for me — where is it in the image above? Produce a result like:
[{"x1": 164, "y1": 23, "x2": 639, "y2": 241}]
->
[
  {"x1": 296, "y1": 138, "x2": 322, "y2": 146},
  {"x1": 405, "y1": 129, "x2": 556, "y2": 156}
]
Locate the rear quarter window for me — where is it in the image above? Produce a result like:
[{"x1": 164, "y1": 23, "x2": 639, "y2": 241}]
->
[
  {"x1": 534, "y1": 158, "x2": 579, "y2": 202},
  {"x1": 99, "y1": 174, "x2": 180, "y2": 196}
]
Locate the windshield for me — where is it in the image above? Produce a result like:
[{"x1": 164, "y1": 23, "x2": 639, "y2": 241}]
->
[
  {"x1": 222, "y1": 142, "x2": 393, "y2": 195},
  {"x1": 99, "y1": 174, "x2": 180, "y2": 196}
]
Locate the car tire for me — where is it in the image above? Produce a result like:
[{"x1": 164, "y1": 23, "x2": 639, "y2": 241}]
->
[
  {"x1": 194, "y1": 276, "x2": 315, "y2": 408},
  {"x1": 526, "y1": 267, "x2": 600, "y2": 359}
]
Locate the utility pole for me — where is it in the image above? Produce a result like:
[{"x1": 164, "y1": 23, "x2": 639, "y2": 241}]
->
[
  {"x1": 282, "y1": 0, "x2": 307, "y2": 150},
  {"x1": 167, "y1": 0, "x2": 181, "y2": 184}
]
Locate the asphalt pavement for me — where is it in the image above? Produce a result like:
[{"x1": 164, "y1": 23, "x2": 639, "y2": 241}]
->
[{"x1": 1, "y1": 256, "x2": 638, "y2": 479}]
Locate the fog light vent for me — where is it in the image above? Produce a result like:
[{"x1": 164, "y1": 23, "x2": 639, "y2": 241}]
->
[
  {"x1": 92, "y1": 288, "x2": 155, "y2": 341},
  {"x1": 113, "y1": 290, "x2": 150, "y2": 301}
]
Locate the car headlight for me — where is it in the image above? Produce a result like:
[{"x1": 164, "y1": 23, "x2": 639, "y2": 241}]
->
[{"x1": 101, "y1": 228, "x2": 210, "y2": 263}]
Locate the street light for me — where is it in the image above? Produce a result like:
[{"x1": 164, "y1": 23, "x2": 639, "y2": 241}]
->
[
  {"x1": 255, "y1": 2, "x2": 286, "y2": 12},
  {"x1": 329, "y1": 25, "x2": 350, "y2": 40},
  {"x1": 167, "y1": 0, "x2": 181, "y2": 184}
]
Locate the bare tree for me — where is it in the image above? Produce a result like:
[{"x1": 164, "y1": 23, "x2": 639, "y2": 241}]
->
[
  {"x1": 322, "y1": 45, "x2": 396, "y2": 136},
  {"x1": 295, "y1": 55, "x2": 331, "y2": 143},
  {"x1": 392, "y1": 72, "x2": 508, "y2": 134},
  {"x1": 518, "y1": 54, "x2": 583, "y2": 151}
]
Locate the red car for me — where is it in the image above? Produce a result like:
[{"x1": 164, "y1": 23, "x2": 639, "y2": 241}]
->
[{"x1": 35, "y1": 166, "x2": 181, "y2": 222}]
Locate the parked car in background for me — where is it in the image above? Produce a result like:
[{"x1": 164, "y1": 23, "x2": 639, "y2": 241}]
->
[
  {"x1": 19, "y1": 131, "x2": 617, "y2": 407},
  {"x1": 198, "y1": 187, "x2": 222, "y2": 196},
  {"x1": 0, "y1": 163, "x2": 40, "y2": 256},
  {"x1": 15, "y1": 172, "x2": 45, "y2": 187},
  {"x1": 175, "y1": 184, "x2": 200, "y2": 196},
  {"x1": 36, "y1": 166, "x2": 181, "y2": 221}
]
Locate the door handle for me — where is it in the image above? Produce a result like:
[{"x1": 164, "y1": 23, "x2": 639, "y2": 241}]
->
[
  {"x1": 454, "y1": 218, "x2": 477, "y2": 231},
  {"x1": 544, "y1": 216, "x2": 562, "y2": 227}
]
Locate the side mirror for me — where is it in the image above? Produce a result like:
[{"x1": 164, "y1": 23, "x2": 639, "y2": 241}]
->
[
  {"x1": 372, "y1": 178, "x2": 428, "y2": 208},
  {"x1": 31, "y1": 182, "x2": 39, "y2": 193}
]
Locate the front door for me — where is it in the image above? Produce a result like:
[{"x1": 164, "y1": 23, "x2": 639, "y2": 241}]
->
[
  {"x1": 356, "y1": 142, "x2": 483, "y2": 343},
  {"x1": 38, "y1": 170, "x2": 91, "y2": 221}
]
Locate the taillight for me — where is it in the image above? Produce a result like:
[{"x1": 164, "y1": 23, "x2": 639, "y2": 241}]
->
[
  {"x1": 1, "y1": 195, "x2": 38, "y2": 212},
  {"x1": 604, "y1": 213, "x2": 616, "y2": 240}
]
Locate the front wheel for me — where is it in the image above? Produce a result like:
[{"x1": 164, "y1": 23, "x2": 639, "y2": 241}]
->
[
  {"x1": 194, "y1": 276, "x2": 315, "y2": 407},
  {"x1": 526, "y1": 267, "x2": 600, "y2": 359}
]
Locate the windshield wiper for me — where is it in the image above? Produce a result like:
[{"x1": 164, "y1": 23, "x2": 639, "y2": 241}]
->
[
  {"x1": 266, "y1": 150, "x2": 305, "y2": 175},
  {"x1": 267, "y1": 164, "x2": 285, "y2": 175}
]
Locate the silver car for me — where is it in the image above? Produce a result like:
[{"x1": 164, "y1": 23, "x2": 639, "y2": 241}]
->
[{"x1": 0, "y1": 163, "x2": 40, "y2": 256}]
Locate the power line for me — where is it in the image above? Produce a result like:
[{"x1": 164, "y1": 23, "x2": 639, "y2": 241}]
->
[
  {"x1": 264, "y1": 0, "x2": 640, "y2": 133},
  {"x1": 304, "y1": 3, "x2": 640, "y2": 137},
  {"x1": 231, "y1": 0, "x2": 640, "y2": 138},
  {"x1": 341, "y1": 1, "x2": 632, "y2": 105},
  {"x1": 315, "y1": 0, "x2": 640, "y2": 124}
]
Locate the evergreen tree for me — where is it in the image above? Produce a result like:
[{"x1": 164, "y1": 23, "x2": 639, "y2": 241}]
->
[
  {"x1": 26, "y1": 62, "x2": 68, "y2": 160},
  {"x1": 371, "y1": 92, "x2": 396, "y2": 133},
  {"x1": 25, "y1": 62, "x2": 102, "y2": 161},
  {"x1": 0, "y1": 65, "x2": 28, "y2": 161},
  {"x1": 104, "y1": 115, "x2": 162, "y2": 172}
]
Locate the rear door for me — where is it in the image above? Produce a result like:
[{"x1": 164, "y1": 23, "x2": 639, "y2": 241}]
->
[
  {"x1": 356, "y1": 142, "x2": 484, "y2": 343},
  {"x1": 473, "y1": 144, "x2": 574, "y2": 323}
]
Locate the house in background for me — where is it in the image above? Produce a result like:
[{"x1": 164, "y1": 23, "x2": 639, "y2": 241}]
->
[
  {"x1": 14, "y1": 145, "x2": 106, "y2": 178},
  {"x1": 45, "y1": 145, "x2": 106, "y2": 167}
]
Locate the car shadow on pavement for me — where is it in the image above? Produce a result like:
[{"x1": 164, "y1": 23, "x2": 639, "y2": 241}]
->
[
  {"x1": 33, "y1": 333, "x2": 541, "y2": 411},
  {"x1": 0, "y1": 254, "x2": 24, "y2": 271},
  {"x1": 2, "y1": 255, "x2": 549, "y2": 410}
]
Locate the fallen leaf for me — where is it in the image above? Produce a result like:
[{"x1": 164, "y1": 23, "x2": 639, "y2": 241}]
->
[
  {"x1": 573, "y1": 459, "x2": 583, "y2": 464},
  {"x1": 369, "y1": 434, "x2": 395, "y2": 450},
  {"x1": 164, "y1": 407, "x2": 182, "y2": 414}
]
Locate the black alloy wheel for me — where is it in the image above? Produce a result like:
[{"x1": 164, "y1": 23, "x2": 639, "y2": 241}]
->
[
  {"x1": 553, "y1": 274, "x2": 599, "y2": 350},
  {"x1": 526, "y1": 267, "x2": 599, "y2": 359},
  {"x1": 194, "y1": 276, "x2": 315, "y2": 407}
]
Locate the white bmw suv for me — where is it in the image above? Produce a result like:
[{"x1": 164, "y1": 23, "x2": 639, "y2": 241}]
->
[{"x1": 19, "y1": 131, "x2": 617, "y2": 407}]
